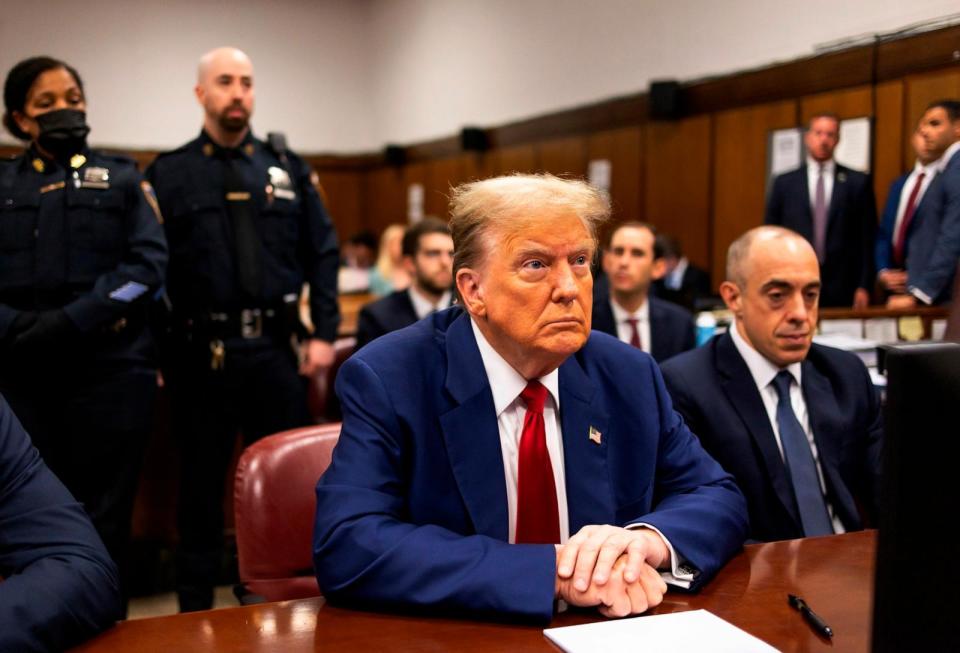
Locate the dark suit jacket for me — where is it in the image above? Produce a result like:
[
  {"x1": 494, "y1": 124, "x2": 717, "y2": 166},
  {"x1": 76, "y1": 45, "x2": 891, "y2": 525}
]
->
[
  {"x1": 875, "y1": 173, "x2": 909, "y2": 272},
  {"x1": 0, "y1": 394, "x2": 121, "y2": 651},
  {"x1": 907, "y1": 152, "x2": 960, "y2": 303},
  {"x1": 591, "y1": 296, "x2": 695, "y2": 363},
  {"x1": 355, "y1": 290, "x2": 420, "y2": 350},
  {"x1": 313, "y1": 308, "x2": 748, "y2": 621},
  {"x1": 652, "y1": 264, "x2": 712, "y2": 311},
  {"x1": 765, "y1": 164, "x2": 877, "y2": 307},
  {"x1": 660, "y1": 333, "x2": 882, "y2": 542}
]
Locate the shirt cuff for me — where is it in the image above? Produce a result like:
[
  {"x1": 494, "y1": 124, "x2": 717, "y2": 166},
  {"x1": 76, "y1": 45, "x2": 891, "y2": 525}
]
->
[
  {"x1": 908, "y1": 287, "x2": 933, "y2": 305},
  {"x1": 626, "y1": 522, "x2": 696, "y2": 589}
]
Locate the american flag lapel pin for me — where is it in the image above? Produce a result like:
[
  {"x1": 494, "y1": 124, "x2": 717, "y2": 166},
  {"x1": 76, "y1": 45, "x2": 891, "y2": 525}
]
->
[{"x1": 588, "y1": 426, "x2": 602, "y2": 445}]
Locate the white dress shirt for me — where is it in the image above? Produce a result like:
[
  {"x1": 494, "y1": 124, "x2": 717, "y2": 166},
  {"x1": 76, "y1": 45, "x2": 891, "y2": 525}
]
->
[
  {"x1": 806, "y1": 157, "x2": 835, "y2": 214},
  {"x1": 408, "y1": 287, "x2": 452, "y2": 320},
  {"x1": 610, "y1": 298, "x2": 650, "y2": 354},
  {"x1": 665, "y1": 257, "x2": 689, "y2": 291},
  {"x1": 469, "y1": 318, "x2": 694, "y2": 587},
  {"x1": 938, "y1": 140, "x2": 960, "y2": 173},
  {"x1": 888, "y1": 160, "x2": 938, "y2": 261},
  {"x1": 729, "y1": 324, "x2": 844, "y2": 534},
  {"x1": 470, "y1": 318, "x2": 569, "y2": 544}
]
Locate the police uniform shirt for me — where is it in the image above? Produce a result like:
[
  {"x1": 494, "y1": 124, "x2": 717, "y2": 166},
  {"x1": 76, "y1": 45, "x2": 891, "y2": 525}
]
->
[
  {"x1": 0, "y1": 147, "x2": 167, "y2": 352},
  {"x1": 145, "y1": 131, "x2": 340, "y2": 341}
]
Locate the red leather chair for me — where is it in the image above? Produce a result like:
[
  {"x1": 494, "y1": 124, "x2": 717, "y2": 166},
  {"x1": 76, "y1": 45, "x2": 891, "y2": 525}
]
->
[
  {"x1": 306, "y1": 337, "x2": 355, "y2": 422},
  {"x1": 233, "y1": 423, "x2": 340, "y2": 603}
]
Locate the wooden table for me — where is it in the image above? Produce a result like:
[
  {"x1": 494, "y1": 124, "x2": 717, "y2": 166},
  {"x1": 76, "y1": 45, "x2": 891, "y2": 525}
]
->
[{"x1": 73, "y1": 531, "x2": 875, "y2": 652}]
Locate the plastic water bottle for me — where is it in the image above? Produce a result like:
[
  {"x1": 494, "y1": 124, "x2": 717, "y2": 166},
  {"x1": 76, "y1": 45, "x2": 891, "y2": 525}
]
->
[{"x1": 695, "y1": 312, "x2": 717, "y2": 347}]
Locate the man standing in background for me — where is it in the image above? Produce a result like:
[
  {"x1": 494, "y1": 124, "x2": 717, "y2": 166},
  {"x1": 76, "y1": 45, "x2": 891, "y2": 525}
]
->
[
  {"x1": 765, "y1": 113, "x2": 877, "y2": 308},
  {"x1": 887, "y1": 100, "x2": 960, "y2": 308},
  {"x1": 875, "y1": 130, "x2": 941, "y2": 297},
  {"x1": 147, "y1": 46, "x2": 340, "y2": 612}
]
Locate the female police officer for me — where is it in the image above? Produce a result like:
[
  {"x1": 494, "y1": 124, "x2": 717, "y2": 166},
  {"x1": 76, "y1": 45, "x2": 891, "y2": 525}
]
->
[{"x1": 0, "y1": 56, "x2": 167, "y2": 608}]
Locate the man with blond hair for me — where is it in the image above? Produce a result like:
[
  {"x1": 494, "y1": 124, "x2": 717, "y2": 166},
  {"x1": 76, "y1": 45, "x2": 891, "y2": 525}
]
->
[
  {"x1": 147, "y1": 47, "x2": 340, "y2": 612},
  {"x1": 314, "y1": 174, "x2": 747, "y2": 621}
]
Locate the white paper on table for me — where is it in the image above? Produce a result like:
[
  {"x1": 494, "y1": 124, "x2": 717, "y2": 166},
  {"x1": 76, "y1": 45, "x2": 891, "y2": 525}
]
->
[
  {"x1": 863, "y1": 318, "x2": 899, "y2": 344},
  {"x1": 813, "y1": 333, "x2": 878, "y2": 351},
  {"x1": 543, "y1": 609, "x2": 779, "y2": 653},
  {"x1": 931, "y1": 319, "x2": 947, "y2": 340},
  {"x1": 819, "y1": 319, "x2": 863, "y2": 339}
]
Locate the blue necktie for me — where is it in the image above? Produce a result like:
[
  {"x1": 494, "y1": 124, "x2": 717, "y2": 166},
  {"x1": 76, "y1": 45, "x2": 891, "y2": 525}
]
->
[{"x1": 772, "y1": 371, "x2": 833, "y2": 536}]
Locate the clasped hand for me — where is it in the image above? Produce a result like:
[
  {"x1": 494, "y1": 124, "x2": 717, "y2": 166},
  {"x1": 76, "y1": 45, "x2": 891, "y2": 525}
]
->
[{"x1": 554, "y1": 525, "x2": 670, "y2": 618}]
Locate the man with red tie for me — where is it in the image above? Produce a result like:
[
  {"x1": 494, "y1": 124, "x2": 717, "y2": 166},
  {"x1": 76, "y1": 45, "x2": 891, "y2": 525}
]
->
[
  {"x1": 591, "y1": 222, "x2": 695, "y2": 363},
  {"x1": 876, "y1": 130, "x2": 942, "y2": 297},
  {"x1": 886, "y1": 100, "x2": 960, "y2": 308},
  {"x1": 313, "y1": 174, "x2": 747, "y2": 621}
]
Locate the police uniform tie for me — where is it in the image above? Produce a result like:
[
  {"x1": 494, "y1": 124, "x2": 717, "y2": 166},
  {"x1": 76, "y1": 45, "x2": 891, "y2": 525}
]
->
[
  {"x1": 515, "y1": 381, "x2": 560, "y2": 544},
  {"x1": 221, "y1": 148, "x2": 262, "y2": 300},
  {"x1": 771, "y1": 371, "x2": 833, "y2": 536},
  {"x1": 625, "y1": 317, "x2": 642, "y2": 349}
]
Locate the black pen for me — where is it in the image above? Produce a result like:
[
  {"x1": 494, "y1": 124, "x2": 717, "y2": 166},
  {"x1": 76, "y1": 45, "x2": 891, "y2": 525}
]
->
[{"x1": 788, "y1": 593, "x2": 834, "y2": 638}]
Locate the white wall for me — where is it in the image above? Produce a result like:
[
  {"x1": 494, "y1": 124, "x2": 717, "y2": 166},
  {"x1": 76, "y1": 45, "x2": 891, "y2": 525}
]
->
[
  {"x1": 1, "y1": 0, "x2": 957, "y2": 152},
  {"x1": 0, "y1": 0, "x2": 375, "y2": 152},
  {"x1": 367, "y1": 0, "x2": 960, "y2": 146}
]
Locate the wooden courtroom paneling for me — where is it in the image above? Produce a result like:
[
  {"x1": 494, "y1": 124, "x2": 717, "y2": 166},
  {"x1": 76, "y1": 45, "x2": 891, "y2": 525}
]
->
[
  {"x1": 363, "y1": 166, "x2": 406, "y2": 237},
  {"x1": 903, "y1": 69, "x2": 960, "y2": 165},
  {"x1": 586, "y1": 127, "x2": 643, "y2": 227},
  {"x1": 314, "y1": 170, "x2": 363, "y2": 241},
  {"x1": 536, "y1": 136, "x2": 587, "y2": 177},
  {"x1": 425, "y1": 157, "x2": 465, "y2": 217},
  {"x1": 492, "y1": 144, "x2": 537, "y2": 176},
  {"x1": 873, "y1": 80, "x2": 906, "y2": 211},
  {"x1": 460, "y1": 151, "x2": 498, "y2": 183},
  {"x1": 799, "y1": 85, "x2": 873, "y2": 124},
  {"x1": 712, "y1": 100, "x2": 797, "y2": 287},
  {"x1": 644, "y1": 116, "x2": 713, "y2": 273}
]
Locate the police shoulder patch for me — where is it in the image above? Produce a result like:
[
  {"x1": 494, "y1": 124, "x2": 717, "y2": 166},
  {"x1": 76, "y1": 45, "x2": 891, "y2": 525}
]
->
[{"x1": 141, "y1": 180, "x2": 163, "y2": 224}]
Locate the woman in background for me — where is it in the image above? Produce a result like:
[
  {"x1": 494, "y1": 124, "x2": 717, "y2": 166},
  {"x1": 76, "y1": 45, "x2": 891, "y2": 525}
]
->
[{"x1": 368, "y1": 223, "x2": 410, "y2": 296}]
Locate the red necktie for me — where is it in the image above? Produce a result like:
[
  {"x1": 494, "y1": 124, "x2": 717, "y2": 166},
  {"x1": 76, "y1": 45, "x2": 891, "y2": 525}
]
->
[
  {"x1": 893, "y1": 171, "x2": 926, "y2": 267},
  {"x1": 515, "y1": 381, "x2": 560, "y2": 544},
  {"x1": 626, "y1": 318, "x2": 642, "y2": 349}
]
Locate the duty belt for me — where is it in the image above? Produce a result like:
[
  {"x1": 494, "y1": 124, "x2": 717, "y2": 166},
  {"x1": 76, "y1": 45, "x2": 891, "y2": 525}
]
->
[{"x1": 206, "y1": 308, "x2": 279, "y2": 340}]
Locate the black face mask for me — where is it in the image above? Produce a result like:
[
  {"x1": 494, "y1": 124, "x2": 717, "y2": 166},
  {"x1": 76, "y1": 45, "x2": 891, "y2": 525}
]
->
[{"x1": 35, "y1": 109, "x2": 90, "y2": 162}]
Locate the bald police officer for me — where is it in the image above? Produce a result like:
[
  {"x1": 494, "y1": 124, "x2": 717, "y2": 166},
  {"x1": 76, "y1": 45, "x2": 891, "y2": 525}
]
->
[{"x1": 146, "y1": 47, "x2": 340, "y2": 612}]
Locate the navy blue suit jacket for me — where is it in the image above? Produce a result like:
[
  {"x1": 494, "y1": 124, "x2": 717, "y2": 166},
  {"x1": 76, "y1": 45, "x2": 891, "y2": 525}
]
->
[
  {"x1": 591, "y1": 296, "x2": 695, "y2": 363},
  {"x1": 313, "y1": 308, "x2": 747, "y2": 621},
  {"x1": 651, "y1": 265, "x2": 712, "y2": 311},
  {"x1": 660, "y1": 333, "x2": 882, "y2": 542},
  {"x1": 875, "y1": 173, "x2": 909, "y2": 273},
  {"x1": 765, "y1": 164, "x2": 877, "y2": 307},
  {"x1": 907, "y1": 152, "x2": 960, "y2": 303},
  {"x1": 0, "y1": 395, "x2": 121, "y2": 652},
  {"x1": 355, "y1": 290, "x2": 420, "y2": 350}
]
